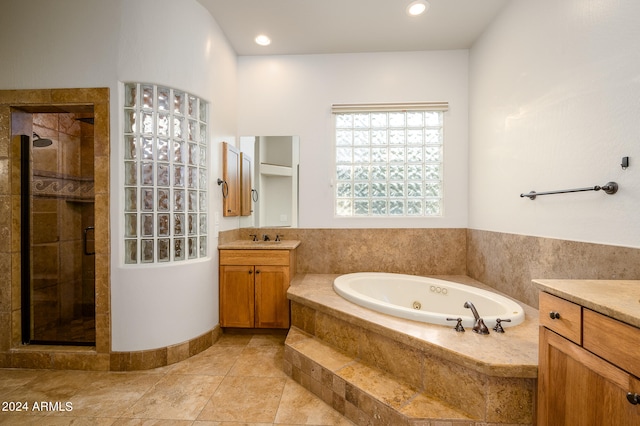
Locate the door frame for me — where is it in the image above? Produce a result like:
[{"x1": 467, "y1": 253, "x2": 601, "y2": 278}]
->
[{"x1": 0, "y1": 88, "x2": 110, "y2": 366}]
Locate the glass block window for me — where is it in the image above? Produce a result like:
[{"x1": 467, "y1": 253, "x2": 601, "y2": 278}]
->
[
  {"x1": 123, "y1": 83, "x2": 208, "y2": 264},
  {"x1": 334, "y1": 106, "x2": 445, "y2": 217}
]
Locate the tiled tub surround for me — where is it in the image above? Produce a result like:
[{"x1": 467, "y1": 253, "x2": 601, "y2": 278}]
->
[
  {"x1": 286, "y1": 274, "x2": 538, "y2": 425},
  {"x1": 226, "y1": 228, "x2": 640, "y2": 310},
  {"x1": 467, "y1": 229, "x2": 640, "y2": 309}
]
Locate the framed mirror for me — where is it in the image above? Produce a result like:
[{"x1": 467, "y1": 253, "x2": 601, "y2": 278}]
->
[
  {"x1": 240, "y1": 151, "x2": 252, "y2": 216},
  {"x1": 239, "y1": 136, "x2": 299, "y2": 228}
]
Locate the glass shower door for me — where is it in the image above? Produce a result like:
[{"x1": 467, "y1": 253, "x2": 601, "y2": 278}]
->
[{"x1": 22, "y1": 111, "x2": 96, "y2": 345}]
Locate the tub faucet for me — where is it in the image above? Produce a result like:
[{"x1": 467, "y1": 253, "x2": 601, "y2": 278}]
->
[{"x1": 464, "y1": 301, "x2": 490, "y2": 335}]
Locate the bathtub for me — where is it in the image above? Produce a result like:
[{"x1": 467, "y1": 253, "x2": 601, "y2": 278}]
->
[{"x1": 333, "y1": 272, "x2": 524, "y2": 328}]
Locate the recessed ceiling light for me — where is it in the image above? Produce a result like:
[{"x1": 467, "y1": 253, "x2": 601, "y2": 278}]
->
[
  {"x1": 406, "y1": 0, "x2": 429, "y2": 16},
  {"x1": 255, "y1": 34, "x2": 271, "y2": 46}
]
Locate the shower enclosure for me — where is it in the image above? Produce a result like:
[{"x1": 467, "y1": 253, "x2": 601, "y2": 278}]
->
[{"x1": 20, "y1": 110, "x2": 96, "y2": 345}]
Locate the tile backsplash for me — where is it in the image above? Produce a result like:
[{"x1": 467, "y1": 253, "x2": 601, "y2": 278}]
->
[{"x1": 225, "y1": 228, "x2": 467, "y2": 276}]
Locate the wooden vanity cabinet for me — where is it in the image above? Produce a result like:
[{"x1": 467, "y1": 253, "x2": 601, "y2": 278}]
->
[
  {"x1": 538, "y1": 292, "x2": 640, "y2": 425},
  {"x1": 219, "y1": 249, "x2": 295, "y2": 329}
]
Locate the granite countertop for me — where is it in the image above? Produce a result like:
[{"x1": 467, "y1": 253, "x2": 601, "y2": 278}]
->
[
  {"x1": 218, "y1": 240, "x2": 301, "y2": 250},
  {"x1": 534, "y1": 279, "x2": 640, "y2": 329}
]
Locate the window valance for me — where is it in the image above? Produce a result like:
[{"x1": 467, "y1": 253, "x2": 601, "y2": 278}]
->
[{"x1": 331, "y1": 102, "x2": 448, "y2": 114}]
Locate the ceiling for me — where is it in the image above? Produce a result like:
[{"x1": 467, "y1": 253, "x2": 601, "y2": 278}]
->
[{"x1": 197, "y1": 0, "x2": 510, "y2": 56}]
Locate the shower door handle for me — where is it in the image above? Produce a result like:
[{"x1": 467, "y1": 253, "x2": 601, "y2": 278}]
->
[{"x1": 84, "y1": 226, "x2": 95, "y2": 255}]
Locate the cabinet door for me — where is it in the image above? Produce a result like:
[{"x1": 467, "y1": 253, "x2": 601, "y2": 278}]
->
[
  {"x1": 538, "y1": 326, "x2": 640, "y2": 425},
  {"x1": 254, "y1": 265, "x2": 290, "y2": 328},
  {"x1": 222, "y1": 142, "x2": 240, "y2": 216},
  {"x1": 219, "y1": 265, "x2": 254, "y2": 327}
]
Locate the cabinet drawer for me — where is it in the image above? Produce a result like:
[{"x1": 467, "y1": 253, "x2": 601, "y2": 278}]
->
[
  {"x1": 539, "y1": 292, "x2": 582, "y2": 344},
  {"x1": 583, "y1": 309, "x2": 640, "y2": 378},
  {"x1": 219, "y1": 249, "x2": 290, "y2": 266}
]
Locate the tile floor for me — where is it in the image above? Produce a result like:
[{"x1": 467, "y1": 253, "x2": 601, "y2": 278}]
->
[{"x1": 0, "y1": 333, "x2": 354, "y2": 425}]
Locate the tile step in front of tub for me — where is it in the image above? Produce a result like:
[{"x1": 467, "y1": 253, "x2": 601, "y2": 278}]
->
[{"x1": 284, "y1": 326, "x2": 476, "y2": 426}]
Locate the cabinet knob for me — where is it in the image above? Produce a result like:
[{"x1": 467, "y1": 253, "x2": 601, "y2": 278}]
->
[
  {"x1": 248, "y1": 270, "x2": 253, "y2": 274},
  {"x1": 256, "y1": 270, "x2": 260, "y2": 274},
  {"x1": 549, "y1": 311, "x2": 561, "y2": 320},
  {"x1": 627, "y1": 392, "x2": 640, "y2": 405}
]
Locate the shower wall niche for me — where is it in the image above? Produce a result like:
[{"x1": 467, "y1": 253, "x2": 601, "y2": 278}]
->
[{"x1": 28, "y1": 111, "x2": 95, "y2": 345}]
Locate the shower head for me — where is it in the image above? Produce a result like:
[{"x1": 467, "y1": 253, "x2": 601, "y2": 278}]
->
[
  {"x1": 32, "y1": 132, "x2": 53, "y2": 147},
  {"x1": 76, "y1": 117, "x2": 94, "y2": 125}
]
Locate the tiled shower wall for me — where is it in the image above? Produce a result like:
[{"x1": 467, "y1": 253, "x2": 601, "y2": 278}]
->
[{"x1": 224, "y1": 227, "x2": 640, "y2": 309}]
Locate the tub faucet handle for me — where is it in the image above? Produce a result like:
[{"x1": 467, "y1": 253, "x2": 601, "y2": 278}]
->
[
  {"x1": 446, "y1": 317, "x2": 465, "y2": 332},
  {"x1": 493, "y1": 318, "x2": 511, "y2": 333}
]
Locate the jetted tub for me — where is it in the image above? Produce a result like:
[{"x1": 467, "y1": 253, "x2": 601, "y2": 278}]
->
[{"x1": 333, "y1": 272, "x2": 524, "y2": 328}]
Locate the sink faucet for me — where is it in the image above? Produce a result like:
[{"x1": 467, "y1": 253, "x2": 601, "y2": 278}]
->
[
  {"x1": 249, "y1": 234, "x2": 258, "y2": 241},
  {"x1": 263, "y1": 234, "x2": 270, "y2": 241},
  {"x1": 464, "y1": 301, "x2": 490, "y2": 335}
]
